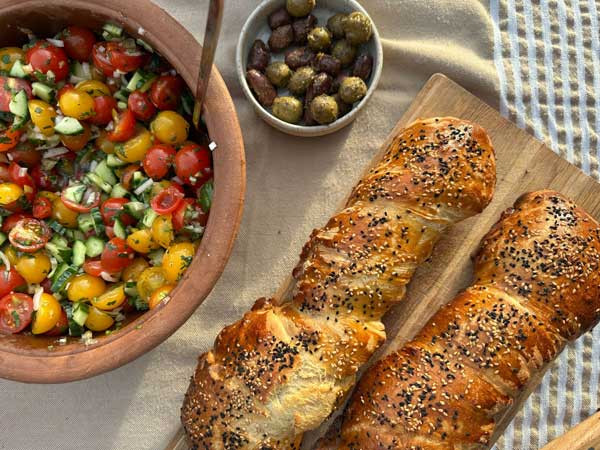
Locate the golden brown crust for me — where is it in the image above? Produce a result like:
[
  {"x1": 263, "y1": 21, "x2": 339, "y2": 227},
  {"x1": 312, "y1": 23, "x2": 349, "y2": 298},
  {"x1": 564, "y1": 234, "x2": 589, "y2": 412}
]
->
[
  {"x1": 181, "y1": 117, "x2": 496, "y2": 449},
  {"x1": 329, "y1": 191, "x2": 600, "y2": 449}
]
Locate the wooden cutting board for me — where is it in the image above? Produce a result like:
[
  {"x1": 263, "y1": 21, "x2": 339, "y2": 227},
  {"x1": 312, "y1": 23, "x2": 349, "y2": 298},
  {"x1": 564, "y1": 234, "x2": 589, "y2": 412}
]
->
[{"x1": 167, "y1": 73, "x2": 600, "y2": 450}]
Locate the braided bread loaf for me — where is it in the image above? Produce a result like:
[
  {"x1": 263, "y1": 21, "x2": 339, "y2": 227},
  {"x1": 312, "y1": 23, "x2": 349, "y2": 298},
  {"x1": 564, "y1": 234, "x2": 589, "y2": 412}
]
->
[
  {"x1": 180, "y1": 117, "x2": 496, "y2": 449},
  {"x1": 322, "y1": 190, "x2": 600, "y2": 449}
]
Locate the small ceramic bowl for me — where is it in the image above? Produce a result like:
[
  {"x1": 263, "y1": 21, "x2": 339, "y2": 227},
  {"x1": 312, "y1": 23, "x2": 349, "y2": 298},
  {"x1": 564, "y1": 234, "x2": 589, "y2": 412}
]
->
[{"x1": 236, "y1": 0, "x2": 383, "y2": 137}]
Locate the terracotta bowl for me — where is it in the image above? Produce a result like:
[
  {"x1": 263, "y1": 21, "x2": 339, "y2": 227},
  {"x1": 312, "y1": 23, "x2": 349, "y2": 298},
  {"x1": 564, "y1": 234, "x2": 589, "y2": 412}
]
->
[{"x1": 0, "y1": 0, "x2": 246, "y2": 383}]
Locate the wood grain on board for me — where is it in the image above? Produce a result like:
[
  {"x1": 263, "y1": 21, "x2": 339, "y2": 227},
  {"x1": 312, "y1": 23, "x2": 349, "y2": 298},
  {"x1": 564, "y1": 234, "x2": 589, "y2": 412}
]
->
[{"x1": 168, "y1": 73, "x2": 600, "y2": 450}]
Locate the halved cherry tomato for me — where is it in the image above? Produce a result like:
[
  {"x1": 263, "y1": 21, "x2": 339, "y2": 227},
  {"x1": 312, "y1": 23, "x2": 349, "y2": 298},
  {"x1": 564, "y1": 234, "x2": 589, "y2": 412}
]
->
[
  {"x1": 32, "y1": 196, "x2": 52, "y2": 219},
  {"x1": 9, "y1": 218, "x2": 51, "y2": 253},
  {"x1": 150, "y1": 185, "x2": 184, "y2": 215},
  {"x1": 172, "y1": 197, "x2": 208, "y2": 231},
  {"x1": 149, "y1": 75, "x2": 183, "y2": 110},
  {"x1": 30, "y1": 166, "x2": 59, "y2": 191},
  {"x1": 61, "y1": 26, "x2": 96, "y2": 62},
  {"x1": 100, "y1": 197, "x2": 136, "y2": 226},
  {"x1": 83, "y1": 259, "x2": 104, "y2": 277},
  {"x1": 174, "y1": 143, "x2": 212, "y2": 185},
  {"x1": 44, "y1": 308, "x2": 68, "y2": 336},
  {"x1": 25, "y1": 41, "x2": 69, "y2": 82},
  {"x1": 128, "y1": 90, "x2": 156, "y2": 121},
  {"x1": 60, "y1": 122, "x2": 92, "y2": 151},
  {"x1": 108, "y1": 109, "x2": 136, "y2": 142},
  {"x1": 7, "y1": 145, "x2": 42, "y2": 167},
  {"x1": 2, "y1": 213, "x2": 30, "y2": 233},
  {"x1": 101, "y1": 237, "x2": 134, "y2": 273},
  {"x1": 142, "y1": 144, "x2": 175, "y2": 179},
  {"x1": 92, "y1": 41, "x2": 146, "y2": 76},
  {"x1": 0, "y1": 77, "x2": 32, "y2": 113},
  {"x1": 0, "y1": 128, "x2": 23, "y2": 152},
  {"x1": 9, "y1": 162, "x2": 35, "y2": 193},
  {"x1": 89, "y1": 95, "x2": 117, "y2": 126},
  {"x1": 120, "y1": 164, "x2": 140, "y2": 190},
  {"x1": 61, "y1": 184, "x2": 101, "y2": 213},
  {"x1": 0, "y1": 292, "x2": 33, "y2": 334},
  {"x1": 0, "y1": 266, "x2": 26, "y2": 298}
]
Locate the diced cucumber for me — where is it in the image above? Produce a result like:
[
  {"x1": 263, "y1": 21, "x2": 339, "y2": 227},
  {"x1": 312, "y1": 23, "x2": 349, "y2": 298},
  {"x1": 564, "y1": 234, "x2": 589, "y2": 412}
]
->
[
  {"x1": 9, "y1": 60, "x2": 26, "y2": 78},
  {"x1": 85, "y1": 173, "x2": 112, "y2": 193},
  {"x1": 141, "y1": 209, "x2": 158, "y2": 228},
  {"x1": 54, "y1": 117, "x2": 84, "y2": 135},
  {"x1": 125, "y1": 70, "x2": 157, "y2": 93},
  {"x1": 77, "y1": 213, "x2": 94, "y2": 234},
  {"x1": 71, "y1": 61, "x2": 91, "y2": 80},
  {"x1": 51, "y1": 234, "x2": 69, "y2": 248},
  {"x1": 124, "y1": 280, "x2": 138, "y2": 297},
  {"x1": 63, "y1": 184, "x2": 86, "y2": 204},
  {"x1": 114, "y1": 89, "x2": 129, "y2": 103},
  {"x1": 113, "y1": 218, "x2": 126, "y2": 239},
  {"x1": 131, "y1": 171, "x2": 147, "y2": 190},
  {"x1": 45, "y1": 242, "x2": 72, "y2": 263},
  {"x1": 94, "y1": 160, "x2": 118, "y2": 185},
  {"x1": 136, "y1": 38, "x2": 154, "y2": 53},
  {"x1": 124, "y1": 201, "x2": 145, "y2": 219},
  {"x1": 110, "y1": 183, "x2": 129, "y2": 198},
  {"x1": 9, "y1": 90, "x2": 28, "y2": 118},
  {"x1": 51, "y1": 264, "x2": 77, "y2": 292},
  {"x1": 85, "y1": 236, "x2": 105, "y2": 258},
  {"x1": 90, "y1": 207, "x2": 105, "y2": 234},
  {"x1": 106, "y1": 154, "x2": 128, "y2": 168},
  {"x1": 102, "y1": 22, "x2": 123, "y2": 37},
  {"x1": 0, "y1": 232, "x2": 6, "y2": 246},
  {"x1": 31, "y1": 82, "x2": 56, "y2": 103},
  {"x1": 72, "y1": 240, "x2": 86, "y2": 267},
  {"x1": 68, "y1": 319, "x2": 84, "y2": 336},
  {"x1": 12, "y1": 113, "x2": 28, "y2": 130},
  {"x1": 117, "y1": 101, "x2": 127, "y2": 110},
  {"x1": 65, "y1": 229, "x2": 85, "y2": 242},
  {"x1": 72, "y1": 302, "x2": 89, "y2": 326},
  {"x1": 147, "y1": 248, "x2": 164, "y2": 266},
  {"x1": 47, "y1": 219, "x2": 67, "y2": 235}
]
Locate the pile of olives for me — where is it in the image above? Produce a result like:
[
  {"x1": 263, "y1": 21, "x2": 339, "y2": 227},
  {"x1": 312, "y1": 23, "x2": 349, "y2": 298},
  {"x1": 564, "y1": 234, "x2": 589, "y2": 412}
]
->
[{"x1": 246, "y1": 0, "x2": 374, "y2": 126}]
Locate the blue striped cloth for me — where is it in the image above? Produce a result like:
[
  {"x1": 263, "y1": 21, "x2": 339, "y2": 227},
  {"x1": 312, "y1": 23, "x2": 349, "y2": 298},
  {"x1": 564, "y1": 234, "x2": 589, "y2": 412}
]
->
[{"x1": 489, "y1": 1, "x2": 600, "y2": 448}]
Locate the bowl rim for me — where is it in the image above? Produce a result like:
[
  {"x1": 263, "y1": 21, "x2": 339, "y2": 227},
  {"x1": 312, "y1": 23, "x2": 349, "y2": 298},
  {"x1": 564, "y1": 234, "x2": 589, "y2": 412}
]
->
[
  {"x1": 0, "y1": 0, "x2": 246, "y2": 383},
  {"x1": 235, "y1": 0, "x2": 383, "y2": 137}
]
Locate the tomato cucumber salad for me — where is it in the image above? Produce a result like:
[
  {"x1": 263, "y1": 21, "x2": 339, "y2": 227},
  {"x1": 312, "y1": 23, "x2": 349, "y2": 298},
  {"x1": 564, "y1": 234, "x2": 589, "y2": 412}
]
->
[{"x1": 0, "y1": 23, "x2": 213, "y2": 340}]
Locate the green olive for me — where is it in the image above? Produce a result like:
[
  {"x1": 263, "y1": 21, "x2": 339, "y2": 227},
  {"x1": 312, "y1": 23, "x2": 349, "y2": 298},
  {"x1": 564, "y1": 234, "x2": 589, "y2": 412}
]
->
[
  {"x1": 327, "y1": 13, "x2": 347, "y2": 39},
  {"x1": 266, "y1": 62, "x2": 292, "y2": 88},
  {"x1": 338, "y1": 76, "x2": 367, "y2": 104},
  {"x1": 331, "y1": 40, "x2": 357, "y2": 67},
  {"x1": 288, "y1": 66, "x2": 316, "y2": 95},
  {"x1": 272, "y1": 96, "x2": 303, "y2": 124},
  {"x1": 307, "y1": 27, "x2": 332, "y2": 52},
  {"x1": 310, "y1": 94, "x2": 339, "y2": 125},
  {"x1": 342, "y1": 11, "x2": 373, "y2": 45},
  {"x1": 286, "y1": 0, "x2": 316, "y2": 17}
]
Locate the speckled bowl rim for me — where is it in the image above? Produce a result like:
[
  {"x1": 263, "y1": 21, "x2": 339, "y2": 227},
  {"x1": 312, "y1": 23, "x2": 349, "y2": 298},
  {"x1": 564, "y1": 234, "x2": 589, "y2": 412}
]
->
[{"x1": 236, "y1": 0, "x2": 383, "y2": 137}]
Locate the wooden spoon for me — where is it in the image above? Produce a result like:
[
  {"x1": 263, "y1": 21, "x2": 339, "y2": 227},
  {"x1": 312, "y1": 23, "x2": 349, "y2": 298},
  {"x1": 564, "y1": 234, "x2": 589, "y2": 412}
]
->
[
  {"x1": 192, "y1": 0, "x2": 224, "y2": 130},
  {"x1": 541, "y1": 411, "x2": 600, "y2": 450}
]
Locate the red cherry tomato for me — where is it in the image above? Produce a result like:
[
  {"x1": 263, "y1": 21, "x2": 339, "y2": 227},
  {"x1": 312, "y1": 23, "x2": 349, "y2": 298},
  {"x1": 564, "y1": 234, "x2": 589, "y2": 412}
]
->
[
  {"x1": 108, "y1": 109, "x2": 136, "y2": 142},
  {"x1": 172, "y1": 197, "x2": 208, "y2": 231},
  {"x1": 101, "y1": 237, "x2": 134, "y2": 273},
  {"x1": 26, "y1": 41, "x2": 70, "y2": 82},
  {"x1": 2, "y1": 213, "x2": 31, "y2": 233},
  {"x1": 92, "y1": 41, "x2": 146, "y2": 76},
  {"x1": 89, "y1": 95, "x2": 117, "y2": 126},
  {"x1": 30, "y1": 166, "x2": 59, "y2": 191},
  {"x1": 120, "y1": 164, "x2": 140, "y2": 190},
  {"x1": 150, "y1": 185, "x2": 184, "y2": 215},
  {"x1": 0, "y1": 266, "x2": 26, "y2": 298},
  {"x1": 83, "y1": 259, "x2": 104, "y2": 277},
  {"x1": 100, "y1": 197, "x2": 136, "y2": 226},
  {"x1": 32, "y1": 196, "x2": 52, "y2": 219},
  {"x1": 44, "y1": 308, "x2": 69, "y2": 336},
  {"x1": 8, "y1": 146, "x2": 42, "y2": 167},
  {"x1": 142, "y1": 144, "x2": 175, "y2": 179},
  {"x1": 0, "y1": 128, "x2": 23, "y2": 152},
  {"x1": 62, "y1": 25, "x2": 96, "y2": 62},
  {"x1": 174, "y1": 143, "x2": 212, "y2": 185},
  {"x1": 128, "y1": 90, "x2": 156, "y2": 121},
  {"x1": 9, "y1": 218, "x2": 51, "y2": 253},
  {"x1": 149, "y1": 75, "x2": 184, "y2": 110},
  {"x1": 8, "y1": 162, "x2": 35, "y2": 203},
  {"x1": 0, "y1": 77, "x2": 32, "y2": 113},
  {"x1": 0, "y1": 293, "x2": 33, "y2": 334}
]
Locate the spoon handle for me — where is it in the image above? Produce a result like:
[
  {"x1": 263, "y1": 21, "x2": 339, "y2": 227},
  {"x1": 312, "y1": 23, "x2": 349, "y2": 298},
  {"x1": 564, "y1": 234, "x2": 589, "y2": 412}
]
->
[{"x1": 193, "y1": 0, "x2": 224, "y2": 129}]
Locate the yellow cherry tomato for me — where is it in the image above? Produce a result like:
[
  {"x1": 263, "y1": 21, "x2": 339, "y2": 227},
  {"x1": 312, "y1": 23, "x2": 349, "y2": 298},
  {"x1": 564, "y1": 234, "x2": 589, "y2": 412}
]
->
[
  {"x1": 58, "y1": 88, "x2": 95, "y2": 120},
  {"x1": 92, "y1": 283, "x2": 126, "y2": 310},
  {"x1": 136, "y1": 267, "x2": 167, "y2": 301},
  {"x1": 150, "y1": 180, "x2": 174, "y2": 198},
  {"x1": 67, "y1": 274, "x2": 106, "y2": 302},
  {"x1": 28, "y1": 100, "x2": 57, "y2": 136},
  {"x1": 51, "y1": 197, "x2": 79, "y2": 228},
  {"x1": 162, "y1": 242, "x2": 195, "y2": 283},
  {"x1": 85, "y1": 306, "x2": 115, "y2": 331},
  {"x1": 115, "y1": 126, "x2": 152, "y2": 163},
  {"x1": 127, "y1": 228, "x2": 160, "y2": 254},
  {"x1": 0, "y1": 47, "x2": 24, "y2": 71},
  {"x1": 148, "y1": 284, "x2": 174, "y2": 309},
  {"x1": 0, "y1": 182, "x2": 22, "y2": 205},
  {"x1": 75, "y1": 79, "x2": 111, "y2": 98},
  {"x1": 3, "y1": 245, "x2": 18, "y2": 265},
  {"x1": 122, "y1": 257, "x2": 149, "y2": 281},
  {"x1": 31, "y1": 293, "x2": 61, "y2": 334},
  {"x1": 95, "y1": 130, "x2": 116, "y2": 154},
  {"x1": 15, "y1": 252, "x2": 52, "y2": 284},
  {"x1": 150, "y1": 111, "x2": 189, "y2": 145},
  {"x1": 152, "y1": 214, "x2": 174, "y2": 248}
]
